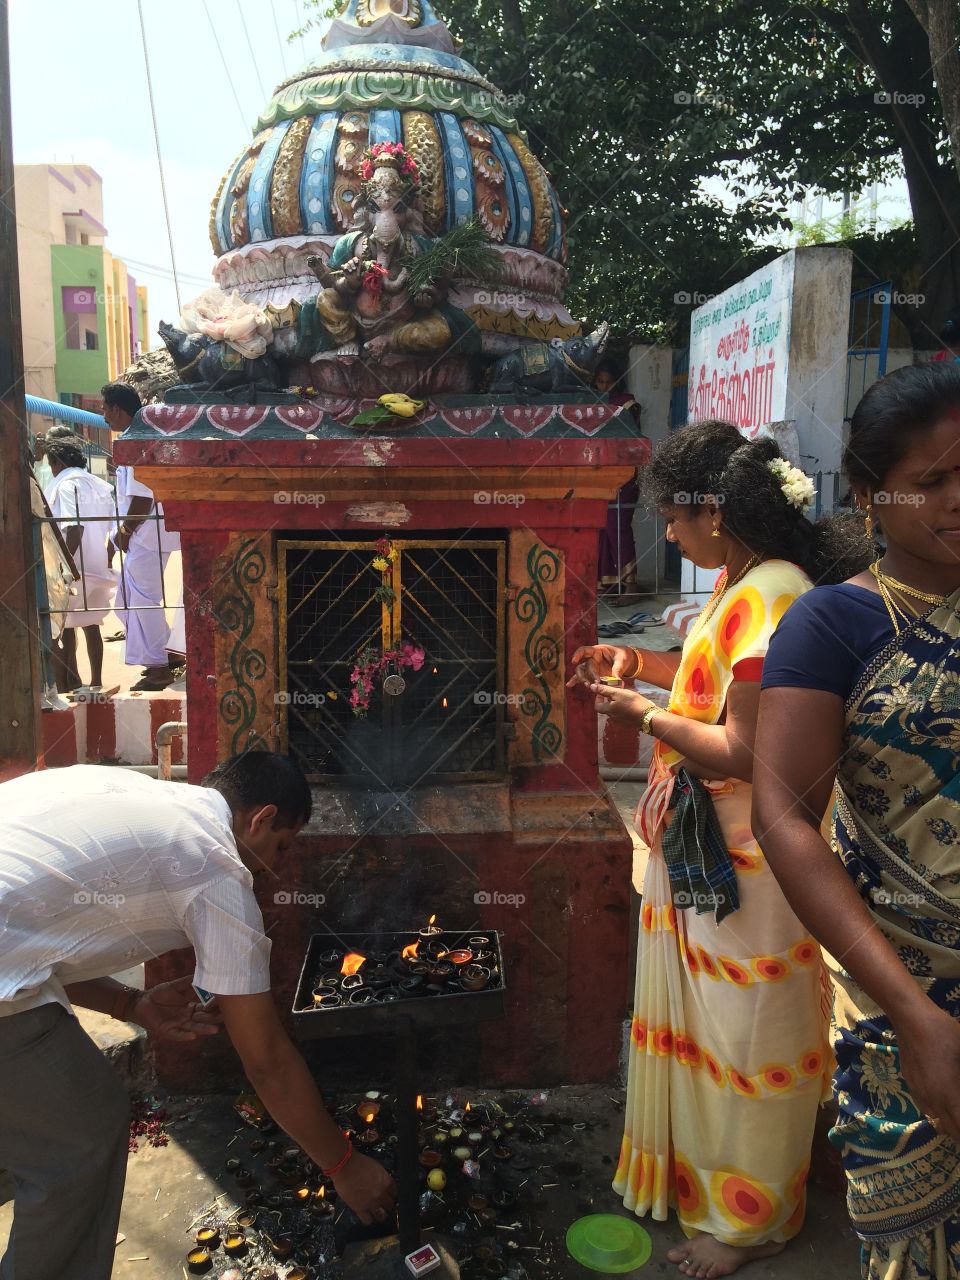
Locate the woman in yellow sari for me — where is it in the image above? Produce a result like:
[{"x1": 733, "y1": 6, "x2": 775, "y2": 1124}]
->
[
  {"x1": 754, "y1": 362, "x2": 960, "y2": 1279},
  {"x1": 573, "y1": 420, "x2": 870, "y2": 1277}
]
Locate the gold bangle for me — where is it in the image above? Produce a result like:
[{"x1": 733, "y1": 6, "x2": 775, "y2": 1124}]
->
[
  {"x1": 639, "y1": 706, "x2": 660, "y2": 735},
  {"x1": 627, "y1": 648, "x2": 644, "y2": 680}
]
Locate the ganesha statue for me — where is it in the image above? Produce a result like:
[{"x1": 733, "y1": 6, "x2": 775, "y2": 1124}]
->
[{"x1": 298, "y1": 142, "x2": 476, "y2": 365}]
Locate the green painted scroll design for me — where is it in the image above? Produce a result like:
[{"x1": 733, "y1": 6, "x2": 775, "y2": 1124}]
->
[
  {"x1": 217, "y1": 538, "x2": 268, "y2": 756},
  {"x1": 514, "y1": 543, "x2": 562, "y2": 762},
  {"x1": 258, "y1": 72, "x2": 519, "y2": 132}
]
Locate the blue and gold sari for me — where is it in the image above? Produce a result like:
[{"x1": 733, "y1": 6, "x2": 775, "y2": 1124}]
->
[{"x1": 829, "y1": 587, "x2": 960, "y2": 1279}]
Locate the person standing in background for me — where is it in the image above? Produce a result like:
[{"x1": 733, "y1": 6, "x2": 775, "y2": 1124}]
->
[
  {"x1": 102, "y1": 382, "x2": 181, "y2": 691},
  {"x1": 43, "y1": 434, "x2": 116, "y2": 690}
]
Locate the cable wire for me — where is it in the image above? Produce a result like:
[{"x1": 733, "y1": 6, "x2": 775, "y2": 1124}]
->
[
  {"x1": 236, "y1": 0, "x2": 266, "y2": 99},
  {"x1": 202, "y1": 0, "x2": 248, "y2": 130},
  {"x1": 136, "y1": 0, "x2": 182, "y2": 316},
  {"x1": 272, "y1": 1, "x2": 288, "y2": 74}
]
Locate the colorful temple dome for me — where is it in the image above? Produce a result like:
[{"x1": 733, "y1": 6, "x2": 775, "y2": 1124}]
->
[{"x1": 210, "y1": 0, "x2": 576, "y2": 342}]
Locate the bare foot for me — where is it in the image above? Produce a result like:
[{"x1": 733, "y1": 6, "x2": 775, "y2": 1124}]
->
[{"x1": 667, "y1": 1235, "x2": 785, "y2": 1279}]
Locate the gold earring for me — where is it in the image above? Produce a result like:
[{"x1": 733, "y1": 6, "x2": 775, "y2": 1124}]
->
[
  {"x1": 864, "y1": 505, "x2": 874, "y2": 539},
  {"x1": 711, "y1": 526, "x2": 721, "y2": 538}
]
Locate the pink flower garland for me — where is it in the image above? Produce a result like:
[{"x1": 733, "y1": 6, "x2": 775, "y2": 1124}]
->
[{"x1": 350, "y1": 640, "x2": 426, "y2": 717}]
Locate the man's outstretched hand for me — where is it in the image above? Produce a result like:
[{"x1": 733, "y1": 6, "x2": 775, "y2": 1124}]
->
[
  {"x1": 132, "y1": 976, "x2": 222, "y2": 1042},
  {"x1": 334, "y1": 1151, "x2": 398, "y2": 1225}
]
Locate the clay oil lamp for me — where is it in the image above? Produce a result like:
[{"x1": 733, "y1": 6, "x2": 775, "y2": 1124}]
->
[
  {"x1": 469, "y1": 936, "x2": 490, "y2": 948},
  {"x1": 358, "y1": 1100, "x2": 381, "y2": 1127},
  {"x1": 433, "y1": 1128, "x2": 450, "y2": 1146},
  {"x1": 286, "y1": 1268, "x2": 311, "y2": 1280},
  {"x1": 277, "y1": 1160, "x2": 302, "y2": 1187},
  {"x1": 467, "y1": 1193, "x2": 489, "y2": 1213},
  {"x1": 419, "y1": 914, "x2": 442, "y2": 943},
  {"x1": 449, "y1": 1125, "x2": 464, "y2": 1140},
  {"x1": 318, "y1": 948, "x2": 342, "y2": 968},
  {"x1": 282, "y1": 1144, "x2": 301, "y2": 1162},
  {"x1": 357, "y1": 1127, "x2": 380, "y2": 1148},
  {"x1": 380, "y1": 991, "x2": 400, "y2": 1003},
  {"x1": 448, "y1": 948, "x2": 473, "y2": 966},
  {"x1": 223, "y1": 1230, "x2": 248, "y2": 1257},
  {"x1": 418, "y1": 1148, "x2": 442, "y2": 1169},
  {"x1": 295, "y1": 1185, "x2": 312, "y2": 1204},
  {"x1": 340, "y1": 951, "x2": 367, "y2": 982},
  {"x1": 249, "y1": 1137, "x2": 267, "y2": 1155},
  {"x1": 252, "y1": 1270, "x2": 278, "y2": 1280},
  {"x1": 224, "y1": 1157, "x2": 242, "y2": 1173},
  {"x1": 340, "y1": 972, "x2": 364, "y2": 992},
  {"x1": 468, "y1": 1130, "x2": 484, "y2": 1145},
  {"x1": 492, "y1": 1145, "x2": 514, "y2": 1162},
  {"x1": 492, "y1": 1187, "x2": 518, "y2": 1210},
  {"x1": 235, "y1": 1209, "x2": 257, "y2": 1229},
  {"x1": 195, "y1": 1227, "x2": 221, "y2": 1250},
  {"x1": 471, "y1": 950, "x2": 494, "y2": 965},
  {"x1": 268, "y1": 1236, "x2": 295, "y2": 1261},
  {"x1": 265, "y1": 1191, "x2": 284, "y2": 1209},
  {"x1": 348, "y1": 987, "x2": 375, "y2": 1005},
  {"x1": 221, "y1": 1270, "x2": 245, "y2": 1280},
  {"x1": 311, "y1": 1186, "x2": 333, "y2": 1218},
  {"x1": 453, "y1": 1145, "x2": 473, "y2": 1162},
  {"x1": 399, "y1": 976, "x2": 424, "y2": 998},
  {"x1": 312, "y1": 991, "x2": 342, "y2": 1009},
  {"x1": 186, "y1": 1247, "x2": 212, "y2": 1273},
  {"x1": 460, "y1": 965, "x2": 490, "y2": 992}
]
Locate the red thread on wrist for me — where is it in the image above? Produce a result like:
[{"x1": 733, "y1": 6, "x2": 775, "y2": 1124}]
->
[{"x1": 323, "y1": 1136, "x2": 354, "y2": 1178}]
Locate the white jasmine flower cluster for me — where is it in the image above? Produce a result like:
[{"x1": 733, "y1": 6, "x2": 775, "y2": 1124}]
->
[{"x1": 767, "y1": 458, "x2": 816, "y2": 511}]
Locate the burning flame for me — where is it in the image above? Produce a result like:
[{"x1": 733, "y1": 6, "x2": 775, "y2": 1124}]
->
[
  {"x1": 428, "y1": 914, "x2": 436, "y2": 926},
  {"x1": 442, "y1": 697, "x2": 448, "y2": 708},
  {"x1": 465, "y1": 1101, "x2": 472, "y2": 1113},
  {"x1": 436, "y1": 950, "x2": 448, "y2": 960},
  {"x1": 316, "y1": 1187, "x2": 326, "y2": 1200},
  {"x1": 341, "y1": 953, "x2": 367, "y2": 977},
  {"x1": 402, "y1": 941, "x2": 420, "y2": 959},
  {"x1": 361, "y1": 1109, "x2": 377, "y2": 1124},
  {"x1": 432, "y1": 666, "x2": 438, "y2": 674},
  {"x1": 416, "y1": 1095, "x2": 424, "y2": 1111}
]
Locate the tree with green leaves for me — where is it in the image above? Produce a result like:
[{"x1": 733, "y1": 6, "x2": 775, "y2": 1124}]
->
[{"x1": 297, "y1": 0, "x2": 960, "y2": 347}]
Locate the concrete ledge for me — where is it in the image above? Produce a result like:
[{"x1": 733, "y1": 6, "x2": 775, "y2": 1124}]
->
[{"x1": 41, "y1": 694, "x2": 187, "y2": 768}]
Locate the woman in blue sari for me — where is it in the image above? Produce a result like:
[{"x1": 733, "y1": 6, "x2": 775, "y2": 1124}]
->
[{"x1": 753, "y1": 361, "x2": 960, "y2": 1279}]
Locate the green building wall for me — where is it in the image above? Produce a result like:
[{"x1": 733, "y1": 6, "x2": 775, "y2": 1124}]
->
[{"x1": 51, "y1": 243, "x2": 109, "y2": 398}]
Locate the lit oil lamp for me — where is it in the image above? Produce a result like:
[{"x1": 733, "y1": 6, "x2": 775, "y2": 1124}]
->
[
  {"x1": 358, "y1": 1100, "x2": 381, "y2": 1126},
  {"x1": 312, "y1": 991, "x2": 342, "y2": 1009},
  {"x1": 341, "y1": 972, "x2": 364, "y2": 992},
  {"x1": 418, "y1": 915, "x2": 442, "y2": 942},
  {"x1": 195, "y1": 1227, "x2": 220, "y2": 1249},
  {"x1": 340, "y1": 952, "x2": 367, "y2": 978},
  {"x1": 295, "y1": 1186, "x2": 312, "y2": 1203},
  {"x1": 186, "y1": 1247, "x2": 212, "y2": 1273},
  {"x1": 311, "y1": 1186, "x2": 333, "y2": 1218},
  {"x1": 402, "y1": 940, "x2": 420, "y2": 961}
]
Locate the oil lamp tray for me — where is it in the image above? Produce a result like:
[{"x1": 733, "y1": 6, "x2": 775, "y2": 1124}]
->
[{"x1": 291, "y1": 930, "x2": 505, "y2": 1038}]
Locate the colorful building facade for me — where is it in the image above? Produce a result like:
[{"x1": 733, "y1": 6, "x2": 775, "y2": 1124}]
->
[{"x1": 15, "y1": 163, "x2": 148, "y2": 449}]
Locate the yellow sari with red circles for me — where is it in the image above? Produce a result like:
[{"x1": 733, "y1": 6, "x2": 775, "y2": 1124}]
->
[{"x1": 613, "y1": 560, "x2": 835, "y2": 1246}]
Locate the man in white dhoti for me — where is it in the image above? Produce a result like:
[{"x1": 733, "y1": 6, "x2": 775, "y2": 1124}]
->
[
  {"x1": 102, "y1": 383, "x2": 181, "y2": 691},
  {"x1": 43, "y1": 435, "x2": 117, "y2": 689}
]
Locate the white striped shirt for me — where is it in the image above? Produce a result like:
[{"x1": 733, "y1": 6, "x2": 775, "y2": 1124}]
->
[{"x1": 0, "y1": 767, "x2": 271, "y2": 1016}]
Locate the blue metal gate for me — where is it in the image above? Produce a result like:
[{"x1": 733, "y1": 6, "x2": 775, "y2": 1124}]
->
[{"x1": 846, "y1": 282, "x2": 891, "y2": 419}]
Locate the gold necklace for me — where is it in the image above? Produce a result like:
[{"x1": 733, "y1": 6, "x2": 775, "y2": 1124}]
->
[
  {"x1": 870, "y1": 562, "x2": 949, "y2": 605},
  {"x1": 869, "y1": 562, "x2": 947, "y2": 635},
  {"x1": 692, "y1": 555, "x2": 761, "y2": 635}
]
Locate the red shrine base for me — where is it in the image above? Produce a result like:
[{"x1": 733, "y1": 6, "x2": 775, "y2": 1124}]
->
[{"x1": 146, "y1": 787, "x2": 632, "y2": 1091}]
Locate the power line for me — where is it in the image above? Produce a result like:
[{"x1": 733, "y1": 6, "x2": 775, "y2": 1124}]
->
[
  {"x1": 272, "y1": 2, "x2": 288, "y2": 74},
  {"x1": 136, "y1": 0, "x2": 181, "y2": 316},
  {"x1": 294, "y1": 0, "x2": 307, "y2": 59},
  {"x1": 203, "y1": 0, "x2": 248, "y2": 130},
  {"x1": 236, "y1": 0, "x2": 266, "y2": 100}
]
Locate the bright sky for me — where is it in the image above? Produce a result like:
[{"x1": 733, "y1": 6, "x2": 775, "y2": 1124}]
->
[{"x1": 10, "y1": 0, "x2": 328, "y2": 347}]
